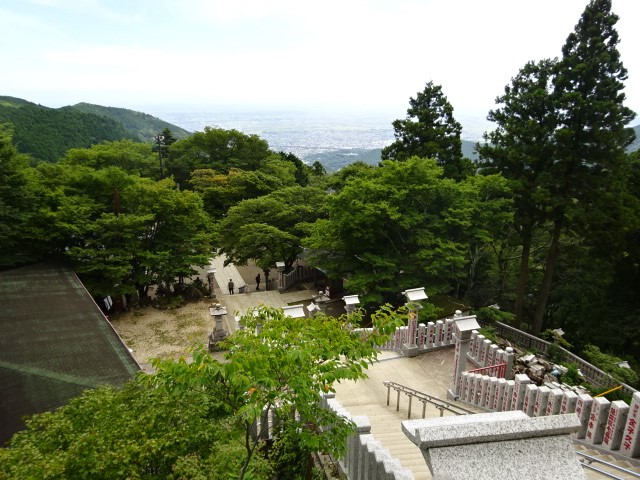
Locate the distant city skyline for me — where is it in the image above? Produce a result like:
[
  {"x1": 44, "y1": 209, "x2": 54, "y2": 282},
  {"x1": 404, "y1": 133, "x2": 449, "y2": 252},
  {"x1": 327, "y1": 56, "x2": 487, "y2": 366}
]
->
[{"x1": 1, "y1": 0, "x2": 639, "y2": 123}]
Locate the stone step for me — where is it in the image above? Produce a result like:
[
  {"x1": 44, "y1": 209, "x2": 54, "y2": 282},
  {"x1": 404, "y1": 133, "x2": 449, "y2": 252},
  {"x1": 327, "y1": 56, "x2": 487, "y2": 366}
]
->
[
  {"x1": 345, "y1": 403, "x2": 432, "y2": 479},
  {"x1": 575, "y1": 443, "x2": 640, "y2": 480}
]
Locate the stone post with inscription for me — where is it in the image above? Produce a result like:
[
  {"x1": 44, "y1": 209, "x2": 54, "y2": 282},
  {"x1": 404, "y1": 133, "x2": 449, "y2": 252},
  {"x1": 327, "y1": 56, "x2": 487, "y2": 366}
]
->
[
  {"x1": 620, "y1": 391, "x2": 640, "y2": 458},
  {"x1": 448, "y1": 315, "x2": 480, "y2": 400}
]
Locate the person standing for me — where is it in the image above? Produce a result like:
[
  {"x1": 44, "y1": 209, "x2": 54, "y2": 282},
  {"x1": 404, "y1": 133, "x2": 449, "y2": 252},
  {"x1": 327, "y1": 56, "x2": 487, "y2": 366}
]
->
[
  {"x1": 255, "y1": 273, "x2": 261, "y2": 291},
  {"x1": 228, "y1": 279, "x2": 234, "y2": 295}
]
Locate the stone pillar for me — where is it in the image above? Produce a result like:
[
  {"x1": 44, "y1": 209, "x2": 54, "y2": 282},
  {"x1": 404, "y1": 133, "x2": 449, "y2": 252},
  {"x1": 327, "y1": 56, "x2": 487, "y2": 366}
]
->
[
  {"x1": 504, "y1": 347, "x2": 515, "y2": 380},
  {"x1": 448, "y1": 315, "x2": 480, "y2": 399},
  {"x1": 493, "y1": 378, "x2": 507, "y2": 412},
  {"x1": 502, "y1": 380, "x2": 515, "y2": 412},
  {"x1": 486, "y1": 377, "x2": 499, "y2": 410},
  {"x1": 445, "y1": 318, "x2": 454, "y2": 344},
  {"x1": 585, "y1": 397, "x2": 611, "y2": 445},
  {"x1": 522, "y1": 384, "x2": 538, "y2": 416},
  {"x1": 487, "y1": 344, "x2": 499, "y2": 370},
  {"x1": 575, "y1": 394, "x2": 594, "y2": 439},
  {"x1": 510, "y1": 373, "x2": 531, "y2": 411},
  {"x1": 427, "y1": 322, "x2": 435, "y2": 348},
  {"x1": 621, "y1": 391, "x2": 640, "y2": 458},
  {"x1": 460, "y1": 373, "x2": 475, "y2": 402},
  {"x1": 560, "y1": 391, "x2": 578, "y2": 415},
  {"x1": 480, "y1": 339, "x2": 492, "y2": 367},
  {"x1": 602, "y1": 400, "x2": 629, "y2": 451},
  {"x1": 473, "y1": 334, "x2": 485, "y2": 361},
  {"x1": 461, "y1": 372, "x2": 470, "y2": 402},
  {"x1": 478, "y1": 375, "x2": 490, "y2": 408},
  {"x1": 534, "y1": 386, "x2": 551, "y2": 417},
  {"x1": 435, "y1": 320, "x2": 445, "y2": 346},
  {"x1": 407, "y1": 312, "x2": 418, "y2": 348},
  {"x1": 467, "y1": 374, "x2": 479, "y2": 403},
  {"x1": 469, "y1": 330, "x2": 478, "y2": 358},
  {"x1": 417, "y1": 323, "x2": 426, "y2": 348},
  {"x1": 546, "y1": 388, "x2": 564, "y2": 416}
]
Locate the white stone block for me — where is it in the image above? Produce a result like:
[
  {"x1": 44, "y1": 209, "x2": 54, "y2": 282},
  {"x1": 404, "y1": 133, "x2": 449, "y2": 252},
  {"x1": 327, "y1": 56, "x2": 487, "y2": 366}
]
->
[
  {"x1": 621, "y1": 391, "x2": 640, "y2": 458},
  {"x1": 560, "y1": 391, "x2": 578, "y2": 415},
  {"x1": 478, "y1": 375, "x2": 490, "y2": 408},
  {"x1": 486, "y1": 377, "x2": 499, "y2": 410},
  {"x1": 575, "y1": 394, "x2": 594, "y2": 439},
  {"x1": 502, "y1": 380, "x2": 515, "y2": 412},
  {"x1": 603, "y1": 400, "x2": 629, "y2": 451},
  {"x1": 522, "y1": 384, "x2": 538, "y2": 416},
  {"x1": 435, "y1": 320, "x2": 445, "y2": 346},
  {"x1": 493, "y1": 378, "x2": 507, "y2": 412},
  {"x1": 545, "y1": 388, "x2": 563, "y2": 416},
  {"x1": 427, "y1": 322, "x2": 436, "y2": 348},
  {"x1": 585, "y1": 397, "x2": 611, "y2": 445},
  {"x1": 534, "y1": 386, "x2": 551, "y2": 417},
  {"x1": 510, "y1": 373, "x2": 531, "y2": 411}
]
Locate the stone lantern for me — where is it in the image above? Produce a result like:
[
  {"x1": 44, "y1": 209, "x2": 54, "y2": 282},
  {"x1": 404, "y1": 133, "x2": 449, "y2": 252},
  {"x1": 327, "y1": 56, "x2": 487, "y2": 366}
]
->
[
  {"x1": 343, "y1": 294, "x2": 360, "y2": 314},
  {"x1": 448, "y1": 315, "x2": 481, "y2": 400},
  {"x1": 208, "y1": 303, "x2": 228, "y2": 351},
  {"x1": 276, "y1": 261, "x2": 286, "y2": 290}
]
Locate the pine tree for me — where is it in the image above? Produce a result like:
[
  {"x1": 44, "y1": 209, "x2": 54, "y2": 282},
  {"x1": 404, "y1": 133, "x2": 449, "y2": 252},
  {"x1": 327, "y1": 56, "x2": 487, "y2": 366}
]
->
[
  {"x1": 382, "y1": 81, "x2": 474, "y2": 180},
  {"x1": 531, "y1": 0, "x2": 636, "y2": 333},
  {"x1": 478, "y1": 59, "x2": 558, "y2": 325}
]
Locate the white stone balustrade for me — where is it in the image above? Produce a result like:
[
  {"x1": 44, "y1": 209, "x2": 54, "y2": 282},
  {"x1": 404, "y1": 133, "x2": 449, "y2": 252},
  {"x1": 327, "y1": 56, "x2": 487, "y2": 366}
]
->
[{"x1": 449, "y1": 367, "x2": 640, "y2": 458}]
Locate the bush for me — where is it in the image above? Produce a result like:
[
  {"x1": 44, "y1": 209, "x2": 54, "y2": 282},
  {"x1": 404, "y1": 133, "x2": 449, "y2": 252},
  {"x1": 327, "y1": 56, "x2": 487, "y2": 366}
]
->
[
  {"x1": 479, "y1": 326, "x2": 499, "y2": 344},
  {"x1": 581, "y1": 344, "x2": 639, "y2": 388},
  {"x1": 561, "y1": 363, "x2": 582, "y2": 386},
  {"x1": 546, "y1": 343, "x2": 564, "y2": 364},
  {"x1": 475, "y1": 306, "x2": 515, "y2": 325}
]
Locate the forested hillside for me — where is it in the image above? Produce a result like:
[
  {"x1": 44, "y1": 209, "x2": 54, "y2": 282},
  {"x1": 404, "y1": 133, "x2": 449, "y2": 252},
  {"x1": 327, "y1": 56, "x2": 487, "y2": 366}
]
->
[
  {"x1": 0, "y1": 98, "x2": 134, "y2": 162},
  {"x1": 70, "y1": 102, "x2": 191, "y2": 143},
  {"x1": 0, "y1": 96, "x2": 189, "y2": 163}
]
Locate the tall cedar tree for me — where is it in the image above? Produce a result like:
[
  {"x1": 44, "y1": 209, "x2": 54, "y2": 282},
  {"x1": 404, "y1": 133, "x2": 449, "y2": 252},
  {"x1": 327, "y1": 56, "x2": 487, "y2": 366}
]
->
[
  {"x1": 478, "y1": 59, "x2": 558, "y2": 325},
  {"x1": 532, "y1": 0, "x2": 636, "y2": 333},
  {"x1": 381, "y1": 82, "x2": 474, "y2": 180}
]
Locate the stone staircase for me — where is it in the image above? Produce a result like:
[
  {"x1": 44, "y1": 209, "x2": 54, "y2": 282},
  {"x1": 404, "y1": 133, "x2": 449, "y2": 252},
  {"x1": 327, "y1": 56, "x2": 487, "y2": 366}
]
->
[
  {"x1": 575, "y1": 443, "x2": 640, "y2": 480},
  {"x1": 339, "y1": 395, "x2": 640, "y2": 480},
  {"x1": 338, "y1": 399, "x2": 470, "y2": 479}
]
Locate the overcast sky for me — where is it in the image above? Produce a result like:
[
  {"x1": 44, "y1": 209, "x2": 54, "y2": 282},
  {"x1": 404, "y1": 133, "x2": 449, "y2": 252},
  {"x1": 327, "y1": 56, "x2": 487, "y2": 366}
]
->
[{"x1": 2, "y1": 0, "x2": 639, "y2": 121}]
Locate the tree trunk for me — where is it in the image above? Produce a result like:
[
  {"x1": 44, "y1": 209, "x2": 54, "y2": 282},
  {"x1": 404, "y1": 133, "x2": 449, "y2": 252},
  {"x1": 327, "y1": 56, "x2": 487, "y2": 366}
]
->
[
  {"x1": 514, "y1": 223, "x2": 533, "y2": 326},
  {"x1": 531, "y1": 219, "x2": 563, "y2": 335}
]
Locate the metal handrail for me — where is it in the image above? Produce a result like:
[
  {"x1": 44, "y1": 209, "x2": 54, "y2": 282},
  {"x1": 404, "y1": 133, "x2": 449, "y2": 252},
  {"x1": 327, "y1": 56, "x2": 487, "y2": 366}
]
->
[
  {"x1": 577, "y1": 451, "x2": 640, "y2": 479},
  {"x1": 383, "y1": 381, "x2": 475, "y2": 418},
  {"x1": 595, "y1": 385, "x2": 623, "y2": 398}
]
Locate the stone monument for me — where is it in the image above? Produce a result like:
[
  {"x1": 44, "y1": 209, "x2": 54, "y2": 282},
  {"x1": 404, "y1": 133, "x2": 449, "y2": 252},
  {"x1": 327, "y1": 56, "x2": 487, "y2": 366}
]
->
[{"x1": 208, "y1": 303, "x2": 228, "y2": 351}]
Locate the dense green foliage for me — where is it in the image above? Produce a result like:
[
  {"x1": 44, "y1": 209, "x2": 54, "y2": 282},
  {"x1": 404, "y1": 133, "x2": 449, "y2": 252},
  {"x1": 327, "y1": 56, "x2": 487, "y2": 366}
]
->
[
  {"x1": 0, "y1": 96, "x2": 189, "y2": 163},
  {"x1": 70, "y1": 103, "x2": 191, "y2": 143},
  {"x1": 0, "y1": 305, "x2": 402, "y2": 479},
  {"x1": 303, "y1": 157, "x2": 512, "y2": 306},
  {"x1": 478, "y1": 0, "x2": 638, "y2": 340},
  {"x1": 581, "y1": 344, "x2": 638, "y2": 387},
  {"x1": 382, "y1": 81, "x2": 475, "y2": 180},
  {"x1": 0, "y1": 100, "x2": 134, "y2": 162}
]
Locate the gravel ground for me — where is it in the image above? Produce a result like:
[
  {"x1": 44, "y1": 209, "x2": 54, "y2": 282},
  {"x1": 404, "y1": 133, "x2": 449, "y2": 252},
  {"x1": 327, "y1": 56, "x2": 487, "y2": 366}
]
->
[{"x1": 110, "y1": 300, "x2": 217, "y2": 368}]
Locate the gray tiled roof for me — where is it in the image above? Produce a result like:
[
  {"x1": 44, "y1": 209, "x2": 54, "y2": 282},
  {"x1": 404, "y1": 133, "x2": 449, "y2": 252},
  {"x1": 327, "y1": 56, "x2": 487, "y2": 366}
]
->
[{"x1": 0, "y1": 262, "x2": 140, "y2": 444}]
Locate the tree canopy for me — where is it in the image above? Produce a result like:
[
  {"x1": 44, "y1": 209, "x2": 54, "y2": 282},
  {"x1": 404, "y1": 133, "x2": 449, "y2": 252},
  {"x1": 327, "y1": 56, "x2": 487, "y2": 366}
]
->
[
  {"x1": 381, "y1": 81, "x2": 474, "y2": 180},
  {"x1": 0, "y1": 305, "x2": 403, "y2": 480}
]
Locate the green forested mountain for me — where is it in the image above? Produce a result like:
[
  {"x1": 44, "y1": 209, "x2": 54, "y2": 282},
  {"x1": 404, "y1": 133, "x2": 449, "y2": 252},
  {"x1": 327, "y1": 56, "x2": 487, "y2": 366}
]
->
[
  {"x1": 69, "y1": 102, "x2": 190, "y2": 143},
  {"x1": 0, "y1": 96, "x2": 190, "y2": 163},
  {"x1": 0, "y1": 97, "x2": 134, "y2": 162}
]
